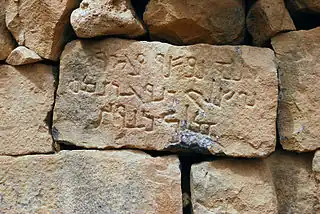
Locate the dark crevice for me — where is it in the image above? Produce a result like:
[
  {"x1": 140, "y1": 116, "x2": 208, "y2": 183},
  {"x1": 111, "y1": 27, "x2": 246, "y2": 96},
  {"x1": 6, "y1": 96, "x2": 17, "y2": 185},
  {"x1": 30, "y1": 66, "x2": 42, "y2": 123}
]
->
[
  {"x1": 69, "y1": 33, "x2": 151, "y2": 43},
  {"x1": 56, "y1": 140, "x2": 262, "y2": 160},
  {"x1": 57, "y1": 141, "x2": 177, "y2": 156},
  {"x1": 48, "y1": 65, "x2": 60, "y2": 152},
  {"x1": 41, "y1": 59, "x2": 60, "y2": 66},
  {"x1": 1, "y1": 151, "x2": 55, "y2": 157},
  {"x1": 285, "y1": 0, "x2": 320, "y2": 30},
  {"x1": 276, "y1": 65, "x2": 283, "y2": 151},
  {"x1": 131, "y1": 0, "x2": 149, "y2": 20},
  {"x1": 243, "y1": 0, "x2": 255, "y2": 46},
  {"x1": 179, "y1": 155, "x2": 193, "y2": 214},
  {"x1": 290, "y1": 12, "x2": 320, "y2": 30},
  {"x1": 130, "y1": 0, "x2": 151, "y2": 41}
]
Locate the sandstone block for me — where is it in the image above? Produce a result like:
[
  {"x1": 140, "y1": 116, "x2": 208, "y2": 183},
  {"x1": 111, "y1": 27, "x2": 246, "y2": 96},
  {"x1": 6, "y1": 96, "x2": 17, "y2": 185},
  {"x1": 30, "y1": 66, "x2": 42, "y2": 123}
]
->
[
  {"x1": 0, "y1": 64, "x2": 55, "y2": 155},
  {"x1": 314, "y1": 150, "x2": 320, "y2": 172},
  {"x1": 71, "y1": 0, "x2": 146, "y2": 38},
  {"x1": 271, "y1": 27, "x2": 320, "y2": 152},
  {"x1": 6, "y1": 0, "x2": 80, "y2": 61},
  {"x1": 6, "y1": 46, "x2": 42, "y2": 65},
  {"x1": 191, "y1": 160, "x2": 278, "y2": 213},
  {"x1": 247, "y1": 0, "x2": 296, "y2": 46},
  {"x1": 0, "y1": 0, "x2": 15, "y2": 60},
  {"x1": 143, "y1": 0, "x2": 245, "y2": 45},
  {"x1": 53, "y1": 39, "x2": 278, "y2": 157},
  {"x1": 0, "y1": 150, "x2": 182, "y2": 213},
  {"x1": 266, "y1": 151, "x2": 320, "y2": 213},
  {"x1": 313, "y1": 150, "x2": 320, "y2": 180}
]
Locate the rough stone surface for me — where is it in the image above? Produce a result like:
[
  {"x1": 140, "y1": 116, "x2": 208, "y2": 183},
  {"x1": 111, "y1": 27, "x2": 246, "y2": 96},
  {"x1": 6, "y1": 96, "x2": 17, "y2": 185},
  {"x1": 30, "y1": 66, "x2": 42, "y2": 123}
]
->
[
  {"x1": 0, "y1": 150, "x2": 182, "y2": 214},
  {"x1": 191, "y1": 159, "x2": 278, "y2": 213},
  {"x1": 6, "y1": 46, "x2": 42, "y2": 65},
  {"x1": 71, "y1": 0, "x2": 146, "y2": 38},
  {"x1": 143, "y1": 0, "x2": 245, "y2": 45},
  {"x1": 286, "y1": 0, "x2": 320, "y2": 13},
  {"x1": 0, "y1": 64, "x2": 55, "y2": 155},
  {"x1": 53, "y1": 38, "x2": 278, "y2": 157},
  {"x1": 313, "y1": 150, "x2": 320, "y2": 180},
  {"x1": 266, "y1": 150, "x2": 320, "y2": 213},
  {"x1": 247, "y1": 0, "x2": 296, "y2": 46},
  {"x1": 271, "y1": 27, "x2": 320, "y2": 152},
  {"x1": 5, "y1": 0, "x2": 80, "y2": 61},
  {"x1": 0, "y1": 0, "x2": 15, "y2": 60}
]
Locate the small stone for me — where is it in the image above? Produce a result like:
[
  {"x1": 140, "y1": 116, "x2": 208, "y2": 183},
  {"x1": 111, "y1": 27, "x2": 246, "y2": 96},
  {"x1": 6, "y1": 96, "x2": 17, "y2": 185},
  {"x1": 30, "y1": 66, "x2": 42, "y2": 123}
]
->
[
  {"x1": 70, "y1": 0, "x2": 146, "y2": 38},
  {"x1": 53, "y1": 38, "x2": 278, "y2": 157},
  {"x1": 0, "y1": 0, "x2": 16, "y2": 60},
  {"x1": 0, "y1": 150, "x2": 182, "y2": 213},
  {"x1": 143, "y1": 0, "x2": 245, "y2": 45},
  {"x1": 266, "y1": 150, "x2": 320, "y2": 213},
  {"x1": 247, "y1": 0, "x2": 296, "y2": 46},
  {"x1": 6, "y1": 46, "x2": 42, "y2": 65},
  {"x1": 191, "y1": 159, "x2": 278, "y2": 213},
  {"x1": 5, "y1": 0, "x2": 80, "y2": 61},
  {"x1": 0, "y1": 64, "x2": 55, "y2": 155},
  {"x1": 313, "y1": 150, "x2": 320, "y2": 181},
  {"x1": 271, "y1": 27, "x2": 320, "y2": 152}
]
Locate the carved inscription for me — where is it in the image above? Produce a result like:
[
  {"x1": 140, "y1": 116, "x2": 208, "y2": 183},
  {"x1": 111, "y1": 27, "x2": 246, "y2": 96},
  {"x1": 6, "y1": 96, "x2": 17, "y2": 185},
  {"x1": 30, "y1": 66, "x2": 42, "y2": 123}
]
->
[
  {"x1": 67, "y1": 47, "x2": 258, "y2": 136},
  {"x1": 55, "y1": 39, "x2": 277, "y2": 155}
]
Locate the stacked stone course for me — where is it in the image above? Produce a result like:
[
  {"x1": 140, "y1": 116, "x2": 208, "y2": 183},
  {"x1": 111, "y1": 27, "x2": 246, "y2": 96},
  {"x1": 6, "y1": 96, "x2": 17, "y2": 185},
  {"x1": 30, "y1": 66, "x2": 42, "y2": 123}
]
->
[{"x1": 0, "y1": 0, "x2": 319, "y2": 213}]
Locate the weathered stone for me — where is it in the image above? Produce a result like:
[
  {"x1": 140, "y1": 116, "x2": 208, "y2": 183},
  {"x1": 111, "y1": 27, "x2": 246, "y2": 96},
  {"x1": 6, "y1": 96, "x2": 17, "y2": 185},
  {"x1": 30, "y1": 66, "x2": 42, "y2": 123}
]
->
[
  {"x1": 53, "y1": 39, "x2": 278, "y2": 157},
  {"x1": 71, "y1": 0, "x2": 146, "y2": 38},
  {"x1": 247, "y1": 0, "x2": 296, "y2": 46},
  {"x1": 0, "y1": 0, "x2": 15, "y2": 60},
  {"x1": 143, "y1": 0, "x2": 245, "y2": 45},
  {"x1": 191, "y1": 159, "x2": 278, "y2": 213},
  {"x1": 0, "y1": 64, "x2": 55, "y2": 155},
  {"x1": 313, "y1": 150, "x2": 320, "y2": 180},
  {"x1": 266, "y1": 150, "x2": 320, "y2": 213},
  {"x1": 286, "y1": 0, "x2": 320, "y2": 13},
  {"x1": 5, "y1": 0, "x2": 80, "y2": 61},
  {"x1": 271, "y1": 27, "x2": 320, "y2": 152},
  {"x1": 0, "y1": 150, "x2": 182, "y2": 213},
  {"x1": 6, "y1": 46, "x2": 42, "y2": 65}
]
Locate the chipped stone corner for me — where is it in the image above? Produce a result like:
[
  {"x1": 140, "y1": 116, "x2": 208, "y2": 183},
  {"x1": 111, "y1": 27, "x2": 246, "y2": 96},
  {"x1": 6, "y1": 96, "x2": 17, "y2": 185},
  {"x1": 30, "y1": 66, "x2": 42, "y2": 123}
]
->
[{"x1": 164, "y1": 129, "x2": 224, "y2": 155}]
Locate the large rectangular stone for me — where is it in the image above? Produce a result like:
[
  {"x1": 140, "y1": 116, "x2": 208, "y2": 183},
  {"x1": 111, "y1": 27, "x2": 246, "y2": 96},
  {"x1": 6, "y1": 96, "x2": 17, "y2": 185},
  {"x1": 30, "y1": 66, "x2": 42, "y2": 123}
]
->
[
  {"x1": 191, "y1": 159, "x2": 278, "y2": 213},
  {"x1": 272, "y1": 27, "x2": 320, "y2": 152},
  {"x1": 53, "y1": 39, "x2": 278, "y2": 157},
  {"x1": 266, "y1": 151, "x2": 320, "y2": 213},
  {"x1": 0, "y1": 150, "x2": 182, "y2": 213},
  {"x1": 0, "y1": 64, "x2": 55, "y2": 155}
]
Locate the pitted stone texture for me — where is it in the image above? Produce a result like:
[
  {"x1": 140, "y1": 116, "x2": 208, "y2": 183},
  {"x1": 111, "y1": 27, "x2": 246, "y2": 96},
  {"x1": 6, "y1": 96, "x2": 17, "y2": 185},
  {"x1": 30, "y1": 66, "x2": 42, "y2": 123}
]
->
[
  {"x1": 143, "y1": 0, "x2": 245, "y2": 45},
  {"x1": 191, "y1": 160, "x2": 278, "y2": 213},
  {"x1": 6, "y1": 46, "x2": 42, "y2": 65},
  {"x1": 313, "y1": 150, "x2": 320, "y2": 180},
  {"x1": 0, "y1": 64, "x2": 55, "y2": 155},
  {"x1": 0, "y1": 0, "x2": 15, "y2": 60},
  {"x1": 247, "y1": 0, "x2": 296, "y2": 46},
  {"x1": 6, "y1": 0, "x2": 80, "y2": 61},
  {"x1": 53, "y1": 39, "x2": 278, "y2": 157},
  {"x1": 271, "y1": 27, "x2": 320, "y2": 152},
  {"x1": 267, "y1": 151, "x2": 320, "y2": 213},
  {"x1": 286, "y1": 0, "x2": 320, "y2": 13},
  {"x1": 0, "y1": 150, "x2": 182, "y2": 214},
  {"x1": 71, "y1": 0, "x2": 146, "y2": 38}
]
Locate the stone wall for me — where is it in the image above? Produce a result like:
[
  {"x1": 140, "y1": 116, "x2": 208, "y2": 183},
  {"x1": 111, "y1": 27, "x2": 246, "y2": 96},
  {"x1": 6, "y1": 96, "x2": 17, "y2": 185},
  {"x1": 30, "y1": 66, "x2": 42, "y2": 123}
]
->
[{"x1": 0, "y1": 0, "x2": 319, "y2": 213}]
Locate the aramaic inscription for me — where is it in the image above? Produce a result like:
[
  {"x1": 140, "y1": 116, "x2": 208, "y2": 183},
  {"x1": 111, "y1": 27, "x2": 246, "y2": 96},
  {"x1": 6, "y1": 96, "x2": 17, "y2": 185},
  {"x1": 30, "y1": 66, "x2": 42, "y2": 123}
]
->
[{"x1": 53, "y1": 39, "x2": 278, "y2": 157}]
